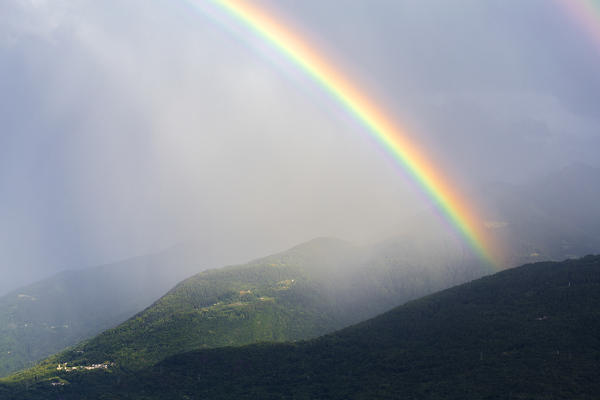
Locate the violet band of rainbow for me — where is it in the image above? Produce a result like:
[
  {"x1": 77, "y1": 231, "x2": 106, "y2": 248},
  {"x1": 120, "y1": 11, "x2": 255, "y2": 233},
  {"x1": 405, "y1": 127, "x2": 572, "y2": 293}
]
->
[{"x1": 196, "y1": 0, "x2": 501, "y2": 268}]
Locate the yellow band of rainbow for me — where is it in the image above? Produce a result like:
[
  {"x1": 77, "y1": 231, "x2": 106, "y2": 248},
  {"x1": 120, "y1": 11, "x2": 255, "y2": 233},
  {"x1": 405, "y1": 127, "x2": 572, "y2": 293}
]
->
[{"x1": 196, "y1": 0, "x2": 500, "y2": 268}]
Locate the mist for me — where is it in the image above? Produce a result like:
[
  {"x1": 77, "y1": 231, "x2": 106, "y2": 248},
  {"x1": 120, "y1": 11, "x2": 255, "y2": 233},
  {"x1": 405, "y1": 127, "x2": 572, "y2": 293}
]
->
[{"x1": 1, "y1": 0, "x2": 599, "y2": 294}]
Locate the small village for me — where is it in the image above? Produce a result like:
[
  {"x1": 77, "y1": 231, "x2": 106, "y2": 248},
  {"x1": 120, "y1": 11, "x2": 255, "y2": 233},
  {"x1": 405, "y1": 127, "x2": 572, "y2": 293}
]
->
[{"x1": 56, "y1": 362, "x2": 111, "y2": 372}]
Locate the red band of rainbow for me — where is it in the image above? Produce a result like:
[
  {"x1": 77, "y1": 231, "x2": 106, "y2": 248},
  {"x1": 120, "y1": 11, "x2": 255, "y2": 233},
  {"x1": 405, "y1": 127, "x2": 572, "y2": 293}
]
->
[{"x1": 192, "y1": 0, "x2": 501, "y2": 268}]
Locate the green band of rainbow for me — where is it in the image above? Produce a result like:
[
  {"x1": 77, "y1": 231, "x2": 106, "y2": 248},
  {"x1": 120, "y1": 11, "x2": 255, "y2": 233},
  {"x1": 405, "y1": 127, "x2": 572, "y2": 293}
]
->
[
  {"x1": 559, "y1": 0, "x2": 600, "y2": 52},
  {"x1": 195, "y1": 0, "x2": 500, "y2": 268}
]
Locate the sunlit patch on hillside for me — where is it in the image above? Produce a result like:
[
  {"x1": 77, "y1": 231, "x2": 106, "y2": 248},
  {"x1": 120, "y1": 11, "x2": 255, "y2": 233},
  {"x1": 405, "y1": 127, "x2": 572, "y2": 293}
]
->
[
  {"x1": 56, "y1": 362, "x2": 113, "y2": 372},
  {"x1": 275, "y1": 279, "x2": 295, "y2": 290}
]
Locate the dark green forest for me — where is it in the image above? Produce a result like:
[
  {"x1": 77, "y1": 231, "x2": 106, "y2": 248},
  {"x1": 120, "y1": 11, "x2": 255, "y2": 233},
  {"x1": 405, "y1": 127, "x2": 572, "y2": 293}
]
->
[{"x1": 2, "y1": 255, "x2": 599, "y2": 399}]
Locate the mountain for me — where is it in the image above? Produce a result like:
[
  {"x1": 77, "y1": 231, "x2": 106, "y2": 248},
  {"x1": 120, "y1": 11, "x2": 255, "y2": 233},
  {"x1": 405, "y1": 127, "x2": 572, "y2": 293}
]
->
[
  {"x1": 0, "y1": 236, "x2": 489, "y2": 380},
  {"x1": 0, "y1": 244, "x2": 211, "y2": 377},
  {"x1": 3, "y1": 255, "x2": 598, "y2": 399},
  {"x1": 2, "y1": 163, "x2": 598, "y2": 381},
  {"x1": 480, "y1": 163, "x2": 600, "y2": 267}
]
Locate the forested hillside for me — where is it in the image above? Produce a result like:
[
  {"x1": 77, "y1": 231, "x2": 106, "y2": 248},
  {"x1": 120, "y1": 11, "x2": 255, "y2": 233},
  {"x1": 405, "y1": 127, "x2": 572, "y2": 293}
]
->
[
  {"x1": 3, "y1": 255, "x2": 598, "y2": 399},
  {"x1": 1, "y1": 236, "x2": 486, "y2": 380},
  {"x1": 0, "y1": 245, "x2": 207, "y2": 376}
]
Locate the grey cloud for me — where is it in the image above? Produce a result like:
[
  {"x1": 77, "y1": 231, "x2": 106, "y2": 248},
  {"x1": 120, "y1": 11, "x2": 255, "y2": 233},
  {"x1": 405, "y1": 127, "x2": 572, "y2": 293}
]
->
[{"x1": 1, "y1": 0, "x2": 599, "y2": 293}]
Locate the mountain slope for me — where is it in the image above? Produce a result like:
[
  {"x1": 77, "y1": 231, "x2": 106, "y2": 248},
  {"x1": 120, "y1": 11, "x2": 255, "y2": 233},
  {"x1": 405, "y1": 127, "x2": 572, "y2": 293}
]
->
[
  {"x1": 3, "y1": 255, "x2": 599, "y2": 399},
  {"x1": 0, "y1": 244, "x2": 210, "y2": 376},
  {"x1": 4, "y1": 163, "x2": 597, "y2": 379},
  {"x1": 57, "y1": 237, "x2": 362, "y2": 370},
  {"x1": 2, "y1": 236, "x2": 489, "y2": 380}
]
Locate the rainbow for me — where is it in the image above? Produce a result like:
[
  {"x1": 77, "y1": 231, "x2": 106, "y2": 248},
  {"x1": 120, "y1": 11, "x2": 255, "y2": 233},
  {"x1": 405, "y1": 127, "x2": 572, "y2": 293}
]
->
[
  {"x1": 558, "y1": 0, "x2": 600, "y2": 51},
  {"x1": 191, "y1": 0, "x2": 500, "y2": 267}
]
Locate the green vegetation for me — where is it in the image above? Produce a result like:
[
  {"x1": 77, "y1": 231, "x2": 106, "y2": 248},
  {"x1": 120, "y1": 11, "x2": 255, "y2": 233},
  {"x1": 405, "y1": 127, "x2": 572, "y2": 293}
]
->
[
  {"x1": 0, "y1": 246, "x2": 206, "y2": 376},
  {"x1": 5, "y1": 164, "x2": 598, "y2": 379},
  {"x1": 0, "y1": 236, "x2": 485, "y2": 383},
  {"x1": 2, "y1": 162, "x2": 598, "y2": 382},
  {"x1": 3, "y1": 255, "x2": 599, "y2": 399}
]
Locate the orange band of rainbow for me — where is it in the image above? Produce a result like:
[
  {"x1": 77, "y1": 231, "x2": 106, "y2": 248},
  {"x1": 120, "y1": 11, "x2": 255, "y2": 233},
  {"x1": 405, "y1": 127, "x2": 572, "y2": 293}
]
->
[{"x1": 193, "y1": 0, "x2": 501, "y2": 268}]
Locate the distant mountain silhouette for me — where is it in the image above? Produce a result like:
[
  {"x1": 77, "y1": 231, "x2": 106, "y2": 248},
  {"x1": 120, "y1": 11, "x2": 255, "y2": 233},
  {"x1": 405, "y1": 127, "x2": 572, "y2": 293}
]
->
[
  {"x1": 0, "y1": 244, "x2": 211, "y2": 376},
  {"x1": 479, "y1": 163, "x2": 600, "y2": 266}
]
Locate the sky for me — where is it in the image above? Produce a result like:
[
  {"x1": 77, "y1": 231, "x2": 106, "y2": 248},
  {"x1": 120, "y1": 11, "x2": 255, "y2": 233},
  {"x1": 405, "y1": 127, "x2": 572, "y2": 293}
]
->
[{"x1": 1, "y1": 0, "x2": 599, "y2": 294}]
